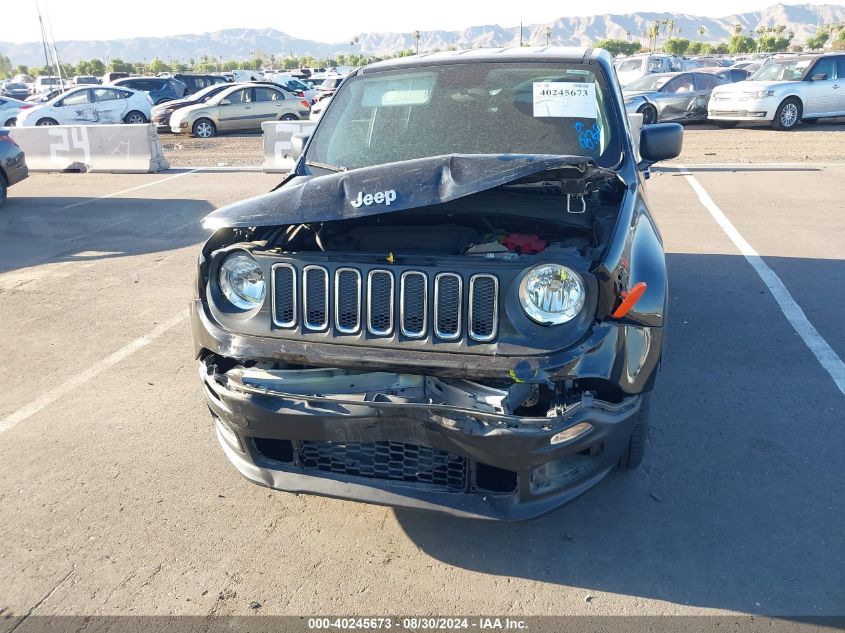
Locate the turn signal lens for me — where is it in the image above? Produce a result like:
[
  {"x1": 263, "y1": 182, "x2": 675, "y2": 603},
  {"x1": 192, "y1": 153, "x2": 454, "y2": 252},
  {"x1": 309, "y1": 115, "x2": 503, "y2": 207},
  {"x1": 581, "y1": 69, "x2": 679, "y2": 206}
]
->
[
  {"x1": 550, "y1": 422, "x2": 594, "y2": 445},
  {"x1": 612, "y1": 282, "x2": 647, "y2": 319}
]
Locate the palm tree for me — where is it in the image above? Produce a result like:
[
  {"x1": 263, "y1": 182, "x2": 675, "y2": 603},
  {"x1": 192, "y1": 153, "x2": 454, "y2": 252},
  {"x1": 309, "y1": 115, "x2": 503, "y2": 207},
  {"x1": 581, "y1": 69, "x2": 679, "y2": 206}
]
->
[
  {"x1": 697, "y1": 25, "x2": 706, "y2": 41},
  {"x1": 545, "y1": 26, "x2": 553, "y2": 46},
  {"x1": 667, "y1": 18, "x2": 676, "y2": 39},
  {"x1": 733, "y1": 23, "x2": 743, "y2": 36},
  {"x1": 412, "y1": 30, "x2": 421, "y2": 54},
  {"x1": 350, "y1": 35, "x2": 359, "y2": 55}
]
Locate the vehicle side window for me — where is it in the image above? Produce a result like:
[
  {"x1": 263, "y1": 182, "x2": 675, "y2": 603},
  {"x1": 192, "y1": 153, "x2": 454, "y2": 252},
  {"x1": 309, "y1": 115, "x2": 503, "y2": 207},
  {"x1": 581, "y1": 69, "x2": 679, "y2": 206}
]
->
[
  {"x1": 647, "y1": 58, "x2": 663, "y2": 73},
  {"x1": 229, "y1": 89, "x2": 252, "y2": 103},
  {"x1": 704, "y1": 74, "x2": 722, "y2": 89},
  {"x1": 810, "y1": 58, "x2": 837, "y2": 80},
  {"x1": 254, "y1": 88, "x2": 284, "y2": 102},
  {"x1": 92, "y1": 88, "x2": 123, "y2": 102},
  {"x1": 663, "y1": 75, "x2": 694, "y2": 93},
  {"x1": 730, "y1": 69, "x2": 746, "y2": 82},
  {"x1": 121, "y1": 80, "x2": 138, "y2": 90},
  {"x1": 838, "y1": 57, "x2": 845, "y2": 79},
  {"x1": 60, "y1": 90, "x2": 90, "y2": 106}
]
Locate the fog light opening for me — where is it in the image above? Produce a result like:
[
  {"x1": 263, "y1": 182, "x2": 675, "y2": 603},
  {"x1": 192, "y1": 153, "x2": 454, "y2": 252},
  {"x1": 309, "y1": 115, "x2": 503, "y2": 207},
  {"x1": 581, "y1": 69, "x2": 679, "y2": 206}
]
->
[
  {"x1": 214, "y1": 416, "x2": 244, "y2": 453},
  {"x1": 550, "y1": 422, "x2": 593, "y2": 445}
]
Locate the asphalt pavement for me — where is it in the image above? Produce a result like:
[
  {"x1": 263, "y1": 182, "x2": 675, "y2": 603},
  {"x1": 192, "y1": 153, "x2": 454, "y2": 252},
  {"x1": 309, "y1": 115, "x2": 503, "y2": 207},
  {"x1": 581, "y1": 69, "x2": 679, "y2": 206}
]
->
[{"x1": 0, "y1": 162, "x2": 843, "y2": 623}]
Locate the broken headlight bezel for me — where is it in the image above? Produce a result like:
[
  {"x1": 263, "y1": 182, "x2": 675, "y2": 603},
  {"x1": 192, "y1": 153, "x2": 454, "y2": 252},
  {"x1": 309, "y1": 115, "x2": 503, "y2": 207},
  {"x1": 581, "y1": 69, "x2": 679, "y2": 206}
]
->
[
  {"x1": 518, "y1": 264, "x2": 585, "y2": 325},
  {"x1": 218, "y1": 251, "x2": 266, "y2": 311}
]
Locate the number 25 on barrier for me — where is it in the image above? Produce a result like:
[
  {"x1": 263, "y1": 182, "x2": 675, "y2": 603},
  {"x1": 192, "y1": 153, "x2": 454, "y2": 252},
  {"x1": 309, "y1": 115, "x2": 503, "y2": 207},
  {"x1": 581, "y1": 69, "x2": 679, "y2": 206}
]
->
[{"x1": 49, "y1": 127, "x2": 91, "y2": 164}]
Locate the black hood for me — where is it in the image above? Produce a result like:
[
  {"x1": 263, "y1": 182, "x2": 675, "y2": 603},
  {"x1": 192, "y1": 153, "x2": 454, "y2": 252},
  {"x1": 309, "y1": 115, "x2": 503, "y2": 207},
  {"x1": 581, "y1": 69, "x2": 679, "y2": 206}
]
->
[{"x1": 202, "y1": 154, "x2": 602, "y2": 229}]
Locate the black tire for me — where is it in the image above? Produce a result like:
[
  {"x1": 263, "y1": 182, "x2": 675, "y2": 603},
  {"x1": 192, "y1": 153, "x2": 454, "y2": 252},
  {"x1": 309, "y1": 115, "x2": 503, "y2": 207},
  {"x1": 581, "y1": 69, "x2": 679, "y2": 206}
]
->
[
  {"x1": 124, "y1": 111, "x2": 148, "y2": 124},
  {"x1": 280, "y1": 113, "x2": 299, "y2": 121},
  {"x1": 4, "y1": 117, "x2": 16, "y2": 127},
  {"x1": 772, "y1": 98, "x2": 802, "y2": 130},
  {"x1": 0, "y1": 173, "x2": 7, "y2": 207},
  {"x1": 192, "y1": 118, "x2": 216, "y2": 138},
  {"x1": 714, "y1": 120, "x2": 738, "y2": 128},
  {"x1": 638, "y1": 104, "x2": 658, "y2": 125},
  {"x1": 36, "y1": 118, "x2": 58, "y2": 126},
  {"x1": 617, "y1": 393, "x2": 650, "y2": 471}
]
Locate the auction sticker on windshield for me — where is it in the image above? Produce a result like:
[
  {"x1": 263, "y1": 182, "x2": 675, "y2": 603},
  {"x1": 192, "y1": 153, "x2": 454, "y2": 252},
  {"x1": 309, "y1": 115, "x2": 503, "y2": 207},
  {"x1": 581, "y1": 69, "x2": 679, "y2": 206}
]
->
[{"x1": 533, "y1": 82, "x2": 596, "y2": 118}]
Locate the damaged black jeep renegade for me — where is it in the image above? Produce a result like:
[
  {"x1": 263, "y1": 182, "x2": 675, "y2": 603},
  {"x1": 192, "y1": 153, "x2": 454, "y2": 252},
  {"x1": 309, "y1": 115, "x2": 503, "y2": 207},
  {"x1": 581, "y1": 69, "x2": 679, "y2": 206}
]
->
[{"x1": 192, "y1": 48, "x2": 682, "y2": 520}]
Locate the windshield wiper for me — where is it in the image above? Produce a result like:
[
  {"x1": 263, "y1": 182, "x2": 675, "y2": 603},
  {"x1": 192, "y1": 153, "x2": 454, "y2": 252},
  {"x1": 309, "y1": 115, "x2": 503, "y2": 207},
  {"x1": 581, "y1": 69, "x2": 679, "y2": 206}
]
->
[{"x1": 305, "y1": 160, "x2": 346, "y2": 172}]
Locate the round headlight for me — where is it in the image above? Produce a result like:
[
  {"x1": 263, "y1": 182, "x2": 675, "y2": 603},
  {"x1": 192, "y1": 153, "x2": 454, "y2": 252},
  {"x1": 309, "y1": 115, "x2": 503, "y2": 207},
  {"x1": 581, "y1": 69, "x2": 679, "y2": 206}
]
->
[
  {"x1": 519, "y1": 264, "x2": 585, "y2": 325},
  {"x1": 218, "y1": 252, "x2": 265, "y2": 310}
]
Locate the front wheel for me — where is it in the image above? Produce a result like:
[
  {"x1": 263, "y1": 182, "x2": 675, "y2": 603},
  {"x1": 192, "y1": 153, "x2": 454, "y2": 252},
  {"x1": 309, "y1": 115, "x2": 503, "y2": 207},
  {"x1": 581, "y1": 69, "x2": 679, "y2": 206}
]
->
[
  {"x1": 617, "y1": 394, "x2": 650, "y2": 471},
  {"x1": 772, "y1": 98, "x2": 801, "y2": 130},
  {"x1": 124, "y1": 111, "x2": 147, "y2": 124},
  {"x1": 280, "y1": 113, "x2": 298, "y2": 121},
  {"x1": 638, "y1": 104, "x2": 658, "y2": 125},
  {"x1": 4, "y1": 117, "x2": 16, "y2": 127},
  {"x1": 36, "y1": 118, "x2": 58, "y2": 126},
  {"x1": 192, "y1": 118, "x2": 216, "y2": 138}
]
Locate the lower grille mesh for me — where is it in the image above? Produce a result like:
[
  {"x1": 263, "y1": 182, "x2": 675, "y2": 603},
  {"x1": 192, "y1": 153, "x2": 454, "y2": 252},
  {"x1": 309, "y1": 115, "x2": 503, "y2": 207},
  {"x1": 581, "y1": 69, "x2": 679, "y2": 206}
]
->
[{"x1": 298, "y1": 440, "x2": 468, "y2": 491}]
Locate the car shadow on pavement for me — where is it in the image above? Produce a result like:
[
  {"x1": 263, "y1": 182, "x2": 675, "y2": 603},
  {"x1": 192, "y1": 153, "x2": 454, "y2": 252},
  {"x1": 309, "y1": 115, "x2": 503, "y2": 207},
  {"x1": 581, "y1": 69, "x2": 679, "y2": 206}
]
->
[
  {"x1": 0, "y1": 197, "x2": 214, "y2": 274},
  {"x1": 395, "y1": 253, "x2": 845, "y2": 615}
]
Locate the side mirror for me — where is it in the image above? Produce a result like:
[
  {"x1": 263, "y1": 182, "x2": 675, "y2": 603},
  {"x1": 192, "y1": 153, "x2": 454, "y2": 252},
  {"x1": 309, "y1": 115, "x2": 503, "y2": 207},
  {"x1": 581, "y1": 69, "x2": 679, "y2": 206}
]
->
[
  {"x1": 290, "y1": 132, "x2": 311, "y2": 160},
  {"x1": 811, "y1": 73, "x2": 828, "y2": 81},
  {"x1": 638, "y1": 123, "x2": 683, "y2": 169},
  {"x1": 220, "y1": 98, "x2": 231, "y2": 105}
]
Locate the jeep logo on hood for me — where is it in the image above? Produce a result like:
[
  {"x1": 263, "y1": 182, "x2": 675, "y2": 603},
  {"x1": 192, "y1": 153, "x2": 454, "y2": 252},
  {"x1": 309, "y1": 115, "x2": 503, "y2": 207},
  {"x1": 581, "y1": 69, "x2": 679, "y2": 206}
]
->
[{"x1": 350, "y1": 189, "x2": 397, "y2": 208}]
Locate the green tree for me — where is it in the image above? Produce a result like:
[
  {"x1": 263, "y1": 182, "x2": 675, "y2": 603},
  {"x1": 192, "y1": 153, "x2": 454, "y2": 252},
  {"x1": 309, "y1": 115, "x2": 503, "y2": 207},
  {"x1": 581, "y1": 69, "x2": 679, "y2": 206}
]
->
[
  {"x1": 0, "y1": 54, "x2": 13, "y2": 79},
  {"x1": 412, "y1": 30, "x2": 421, "y2": 54},
  {"x1": 109, "y1": 58, "x2": 132, "y2": 73},
  {"x1": 149, "y1": 58, "x2": 170, "y2": 74},
  {"x1": 805, "y1": 29, "x2": 829, "y2": 50},
  {"x1": 727, "y1": 35, "x2": 755, "y2": 53},
  {"x1": 594, "y1": 39, "x2": 641, "y2": 56},
  {"x1": 663, "y1": 37, "x2": 690, "y2": 55},
  {"x1": 15, "y1": 64, "x2": 30, "y2": 76},
  {"x1": 756, "y1": 35, "x2": 791, "y2": 52}
]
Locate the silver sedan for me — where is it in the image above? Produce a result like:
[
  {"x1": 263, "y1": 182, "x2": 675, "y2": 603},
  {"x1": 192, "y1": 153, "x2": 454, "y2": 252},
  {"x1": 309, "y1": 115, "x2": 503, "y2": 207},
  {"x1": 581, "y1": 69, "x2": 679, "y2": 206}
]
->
[{"x1": 623, "y1": 71, "x2": 726, "y2": 124}]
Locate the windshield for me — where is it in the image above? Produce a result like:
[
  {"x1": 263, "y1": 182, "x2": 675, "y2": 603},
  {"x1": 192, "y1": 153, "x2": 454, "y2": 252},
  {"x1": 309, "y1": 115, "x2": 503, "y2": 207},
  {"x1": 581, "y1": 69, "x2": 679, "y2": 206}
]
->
[
  {"x1": 624, "y1": 74, "x2": 671, "y2": 91},
  {"x1": 5, "y1": 83, "x2": 26, "y2": 90},
  {"x1": 615, "y1": 59, "x2": 644, "y2": 73},
  {"x1": 307, "y1": 63, "x2": 620, "y2": 171},
  {"x1": 750, "y1": 59, "x2": 811, "y2": 81},
  {"x1": 40, "y1": 78, "x2": 61, "y2": 86}
]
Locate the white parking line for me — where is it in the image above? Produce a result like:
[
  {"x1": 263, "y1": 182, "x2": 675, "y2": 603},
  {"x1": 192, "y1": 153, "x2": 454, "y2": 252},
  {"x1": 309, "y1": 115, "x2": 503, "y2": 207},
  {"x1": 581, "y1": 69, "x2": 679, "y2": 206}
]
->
[
  {"x1": 0, "y1": 312, "x2": 188, "y2": 435},
  {"x1": 679, "y1": 166, "x2": 845, "y2": 397},
  {"x1": 60, "y1": 169, "x2": 201, "y2": 210}
]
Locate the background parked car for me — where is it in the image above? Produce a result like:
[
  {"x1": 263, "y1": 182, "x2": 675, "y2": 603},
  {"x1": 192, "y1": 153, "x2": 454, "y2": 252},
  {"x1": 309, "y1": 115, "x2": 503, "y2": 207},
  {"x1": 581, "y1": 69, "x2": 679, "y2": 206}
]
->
[
  {"x1": 614, "y1": 54, "x2": 684, "y2": 87},
  {"x1": 25, "y1": 88, "x2": 64, "y2": 104},
  {"x1": 267, "y1": 75, "x2": 318, "y2": 103},
  {"x1": 33, "y1": 76, "x2": 66, "y2": 95},
  {"x1": 110, "y1": 77, "x2": 187, "y2": 104},
  {"x1": 151, "y1": 82, "x2": 240, "y2": 131},
  {"x1": 102, "y1": 71, "x2": 129, "y2": 84},
  {"x1": 1, "y1": 83, "x2": 31, "y2": 100},
  {"x1": 169, "y1": 84, "x2": 310, "y2": 137},
  {"x1": 698, "y1": 66, "x2": 752, "y2": 84},
  {"x1": 0, "y1": 96, "x2": 33, "y2": 127},
  {"x1": 72, "y1": 75, "x2": 101, "y2": 86},
  {"x1": 0, "y1": 129, "x2": 28, "y2": 207},
  {"x1": 314, "y1": 75, "x2": 346, "y2": 101},
  {"x1": 709, "y1": 53, "x2": 845, "y2": 130},
  {"x1": 16, "y1": 86, "x2": 152, "y2": 127},
  {"x1": 172, "y1": 73, "x2": 230, "y2": 96},
  {"x1": 624, "y1": 70, "x2": 726, "y2": 124}
]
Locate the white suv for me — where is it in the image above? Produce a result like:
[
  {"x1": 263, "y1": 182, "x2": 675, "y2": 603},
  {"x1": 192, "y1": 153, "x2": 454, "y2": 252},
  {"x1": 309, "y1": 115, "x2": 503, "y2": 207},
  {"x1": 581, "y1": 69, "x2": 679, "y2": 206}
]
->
[{"x1": 708, "y1": 53, "x2": 845, "y2": 130}]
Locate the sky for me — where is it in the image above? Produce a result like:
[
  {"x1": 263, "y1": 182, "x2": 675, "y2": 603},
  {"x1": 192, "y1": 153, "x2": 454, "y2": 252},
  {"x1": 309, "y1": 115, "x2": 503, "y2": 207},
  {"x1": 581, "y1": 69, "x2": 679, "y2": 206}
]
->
[{"x1": 4, "y1": 0, "x2": 840, "y2": 44}]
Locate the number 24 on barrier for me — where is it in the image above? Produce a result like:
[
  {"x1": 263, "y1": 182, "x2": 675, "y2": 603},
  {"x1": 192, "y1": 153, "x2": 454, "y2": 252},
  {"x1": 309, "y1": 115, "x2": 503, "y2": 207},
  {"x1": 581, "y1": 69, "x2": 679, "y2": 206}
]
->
[{"x1": 49, "y1": 127, "x2": 91, "y2": 164}]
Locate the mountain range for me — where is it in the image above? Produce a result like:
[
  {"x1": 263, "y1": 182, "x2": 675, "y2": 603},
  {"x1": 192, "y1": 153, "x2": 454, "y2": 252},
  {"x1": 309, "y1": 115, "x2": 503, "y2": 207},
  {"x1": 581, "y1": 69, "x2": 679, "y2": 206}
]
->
[{"x1": 2, "y1": 3, "x2": 844, "y2": 67}]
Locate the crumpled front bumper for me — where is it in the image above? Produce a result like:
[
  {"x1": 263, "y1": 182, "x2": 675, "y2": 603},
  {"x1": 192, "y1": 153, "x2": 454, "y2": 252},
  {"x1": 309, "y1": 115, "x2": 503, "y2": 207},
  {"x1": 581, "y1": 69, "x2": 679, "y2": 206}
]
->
[
  {"x1": 192, "y1": 299, "x2": 655, "y2": 520},
  {"x1": 200, "y1": 355, "x2": 644, "y2": 521}
]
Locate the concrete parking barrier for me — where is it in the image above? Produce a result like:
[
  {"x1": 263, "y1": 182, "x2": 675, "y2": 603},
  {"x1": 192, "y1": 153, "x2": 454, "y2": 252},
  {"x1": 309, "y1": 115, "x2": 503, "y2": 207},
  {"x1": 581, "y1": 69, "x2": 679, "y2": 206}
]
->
[
  {"x1": 8, "y1": 124, "x2": 169, "y2": 173},
  {"x1": 262, "y1": 120, "x2": 317, "y2": 173}
]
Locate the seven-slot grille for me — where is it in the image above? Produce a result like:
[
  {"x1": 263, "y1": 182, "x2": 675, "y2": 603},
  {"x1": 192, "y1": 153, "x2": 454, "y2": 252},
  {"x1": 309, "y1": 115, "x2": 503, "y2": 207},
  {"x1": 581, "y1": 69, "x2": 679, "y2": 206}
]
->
[{"x1": 272, "y1": 264, "x2": 498, "y2": 342}]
